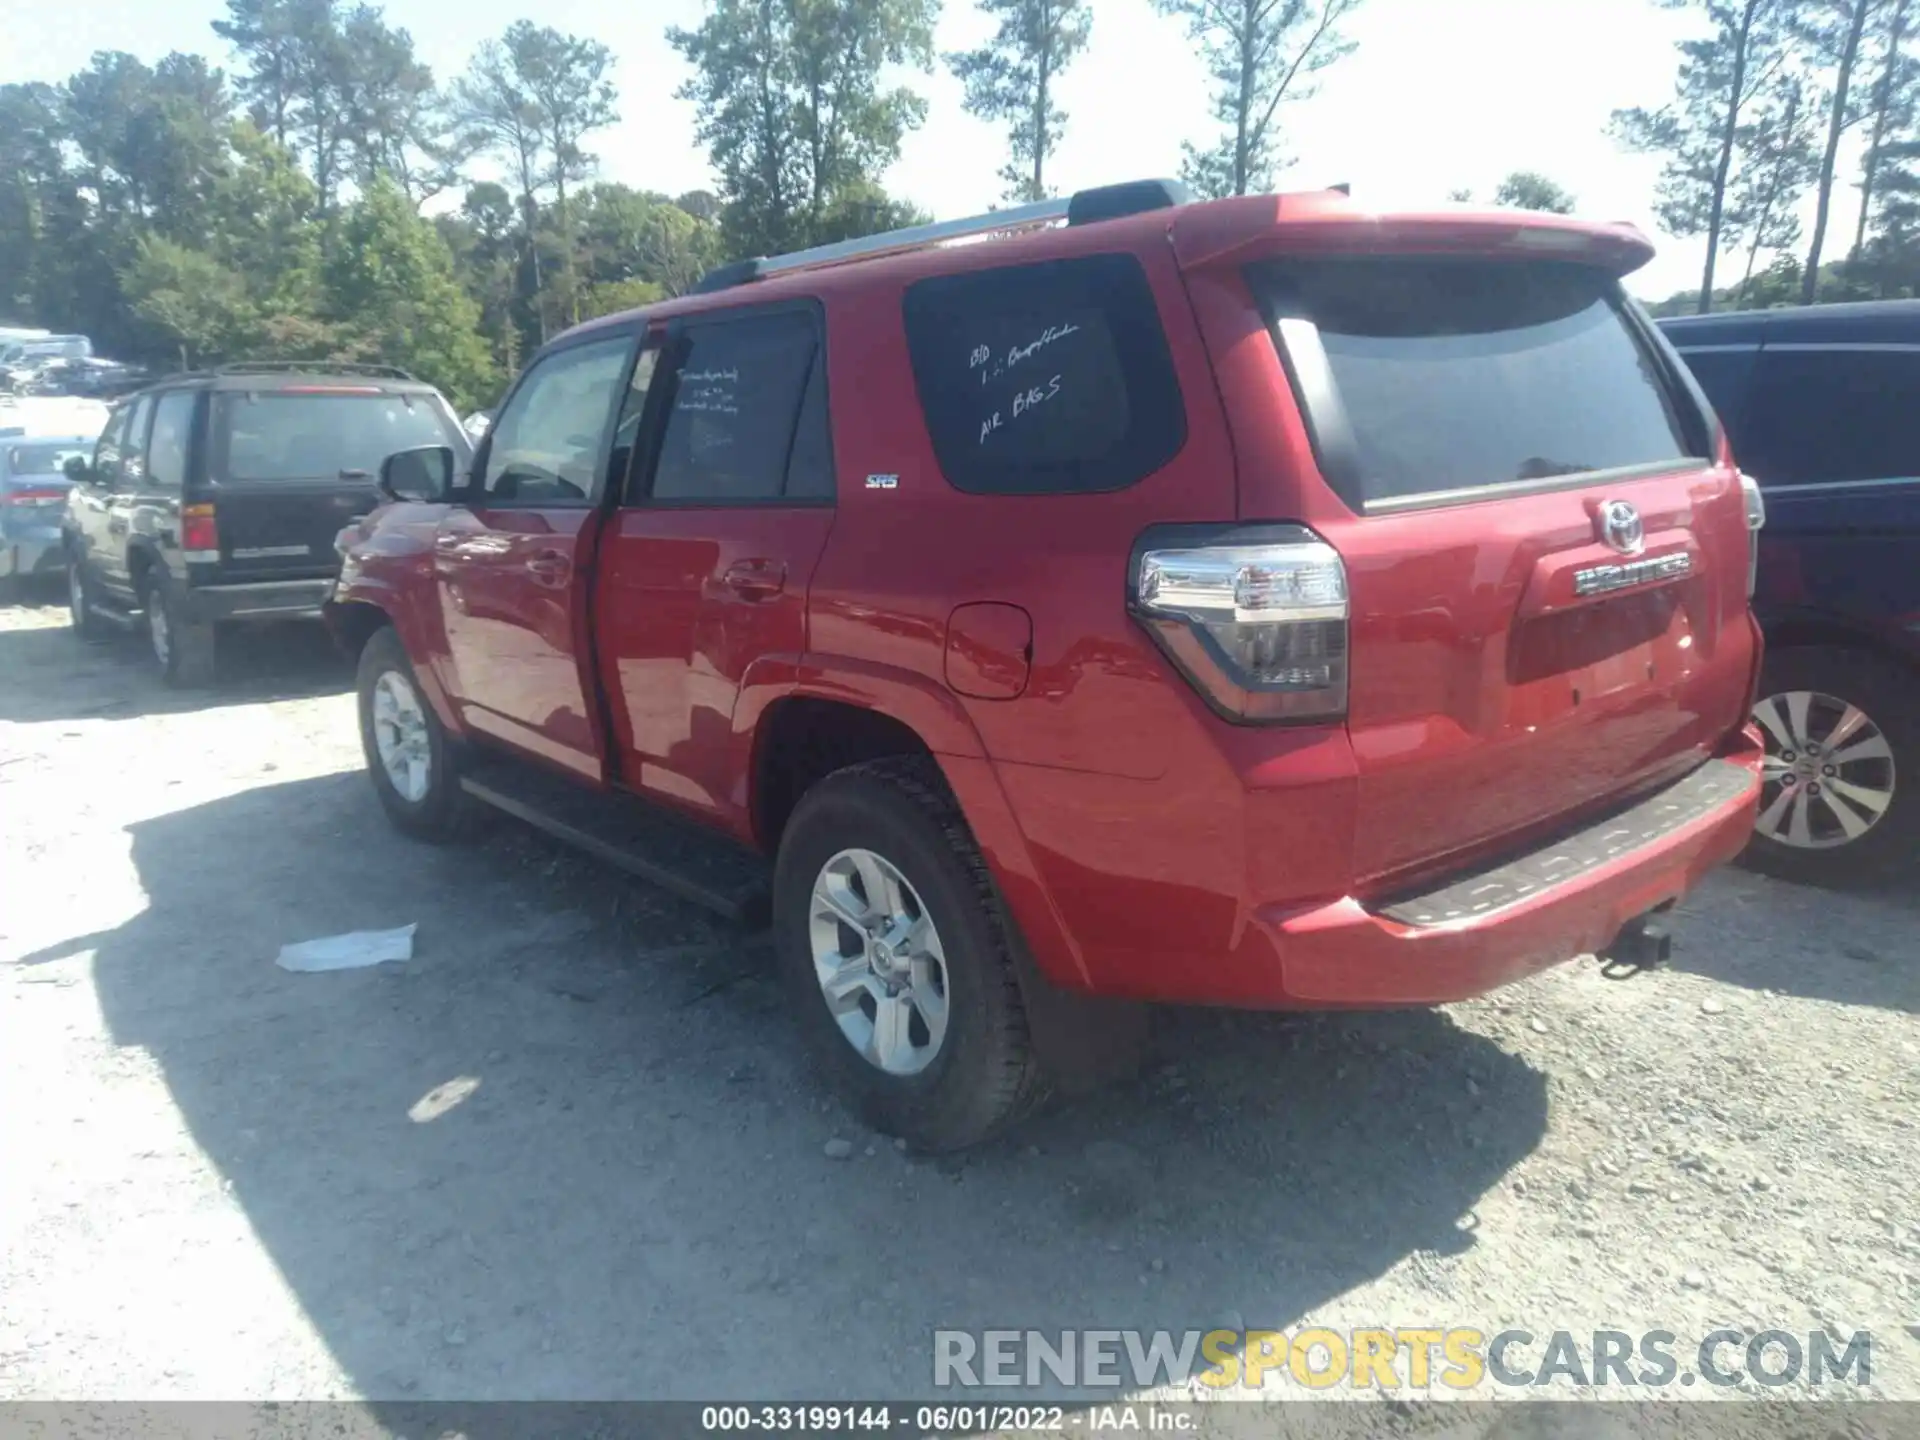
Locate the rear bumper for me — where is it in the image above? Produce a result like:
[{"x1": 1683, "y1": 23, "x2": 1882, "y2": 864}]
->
[
  {"x1": 0, "y1": 532, "x2": 64, "y2": 579},
  {"x1": 1244, "y1": 738, "x2": 1763, "y2": 1007},
  {"x1": 182, "y1": 578, "x2": 334, "y2": 624}
]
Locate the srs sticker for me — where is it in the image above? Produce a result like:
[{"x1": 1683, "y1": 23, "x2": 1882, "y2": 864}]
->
[{"x1": 865, "y1": 473, "x2": 899, "y2": 490}]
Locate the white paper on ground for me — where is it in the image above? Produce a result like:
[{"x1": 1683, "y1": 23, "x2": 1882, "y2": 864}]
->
[{"x1": 276, "y1": 924, "x2": 417, "y2": 973}]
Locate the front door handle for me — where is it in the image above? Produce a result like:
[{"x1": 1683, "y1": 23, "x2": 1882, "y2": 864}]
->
[
  {"x1": 723, "y1": 559, "x2": 786, "y2": 600},
  {"x1": 525, "y1": 549, "x2": 571, "y2": 587}
]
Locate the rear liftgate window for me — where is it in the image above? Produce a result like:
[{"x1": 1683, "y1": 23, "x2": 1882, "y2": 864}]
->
[
  {"x1": 902, "y1": 253, "x2": 1186, "y2": 495},
  {"x1": 1249, "y1": 258, "x2": 1705, "y2": 508},
  {"x1": 217, "y1": 393, "x2": 456, "y2": 482}
]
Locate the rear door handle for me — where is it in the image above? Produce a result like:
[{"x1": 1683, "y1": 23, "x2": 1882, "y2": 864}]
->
[
  {"x1": 723, "y1": 559, "x2": 786, "y2": 600},
  {"x1": 525, "y1": 549, "x2": 571, "y2": 587}
]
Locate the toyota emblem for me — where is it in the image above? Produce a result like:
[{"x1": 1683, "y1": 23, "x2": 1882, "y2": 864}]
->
[{"x1": 1598, "y1": 500, "x2": 1644, "y2": 556}]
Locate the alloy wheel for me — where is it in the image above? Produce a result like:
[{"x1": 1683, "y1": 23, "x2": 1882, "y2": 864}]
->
[
  {"x1": 371, "y1": 669, "x2": 433, "y2": 803},
  {"x1": 808, "y1": 847, "x2": 951, "y2": 1076},
  {"x1": 1753, "y1": 689, "x2": 1897, "y2": 850},
  {"x1": 147, "y1": 594, "x2": 171, "y2": 668}
]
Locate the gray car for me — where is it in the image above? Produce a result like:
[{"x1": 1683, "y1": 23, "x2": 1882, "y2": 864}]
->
[{"x1": 1, "y1": 435, "x2": 91, "y2": 594}]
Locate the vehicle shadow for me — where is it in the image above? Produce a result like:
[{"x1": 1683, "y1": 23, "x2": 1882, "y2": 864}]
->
[
  {"x1": 1666, "y1": 867, "x2": 1919, "y2": 1016},
  {"x1": 40, "y1": 772, "x2": 1547, "y2": 1402},
  {"x1": 0, "y1": 618, "x2": 351, "y2": 724}
]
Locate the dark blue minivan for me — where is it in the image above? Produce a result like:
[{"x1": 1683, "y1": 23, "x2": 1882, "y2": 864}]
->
[{"x1": 1662, "y1": 301, "x2": 1919, "y2": 885}]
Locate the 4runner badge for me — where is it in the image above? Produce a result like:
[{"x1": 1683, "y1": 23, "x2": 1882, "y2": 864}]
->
[{"x1": 1572, "y1": 550, "x2": 1692, "y2": 597}]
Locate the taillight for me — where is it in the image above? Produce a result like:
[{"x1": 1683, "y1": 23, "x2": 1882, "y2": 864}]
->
[
  {"x1": 1736, "y1": 471, "x2": 1765, "y2": 598},
  {"x1": 1130, "y1": 524, "x2": 1350, "y2": 723},
  {"x1": 182, "y1": 502, "x2": 220, "y2": 560},
  {"x1": 3, "y1": 487, "x2": 66, "y2": 509}
]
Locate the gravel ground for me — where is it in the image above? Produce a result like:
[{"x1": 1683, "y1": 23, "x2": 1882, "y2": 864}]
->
[{"x1": 2, "y1": 594, "x2": 1917, "y2": 1422}]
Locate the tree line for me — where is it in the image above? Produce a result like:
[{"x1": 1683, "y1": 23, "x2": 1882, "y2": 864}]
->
[
  {"x1": 0, "y1": 0, "x2": 1381, "y2": 408},
  {"x1": 17, "y1": 0, "x2": 1891, "y2": 413},
  {"x1": 6, "y1": 0, "x2": 1418, "y2": 409},
  {"x1": 1615, "y1": 0, "x2": 1920, "y2": 314}
]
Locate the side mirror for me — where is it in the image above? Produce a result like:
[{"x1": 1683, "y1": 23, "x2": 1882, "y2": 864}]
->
[
  {"x1": 379, "y1": 445, "x2": 455, "y2": 504},
  {"x1": 64, "y1": 456, "x2": 99, "y2": 485}
]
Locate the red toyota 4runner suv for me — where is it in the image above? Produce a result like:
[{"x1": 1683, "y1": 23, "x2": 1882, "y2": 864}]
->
[{"x1": 330, "y1": 179, "x2": 1768, "y2": 1151}]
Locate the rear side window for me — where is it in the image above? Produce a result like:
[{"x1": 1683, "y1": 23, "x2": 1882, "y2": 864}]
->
[
  {"x1": 216, "y1": 392, "x2": 457, "y2": 482},
  {"x1": 902, "y1": 254, "x2": 1186, "y2": 495},
  {"x1": 647, "y1": 308, "x2": 831, "y2": 503},
  {"x1": 1737, "y1": 347, "x2": 1920, "y2": 487},
  {"x1": 1251, "y1": 259, "x2": 1701, "y2": 507}
]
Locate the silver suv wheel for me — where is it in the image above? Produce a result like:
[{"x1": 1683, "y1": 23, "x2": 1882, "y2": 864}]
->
[
  {"x1": 808, "y1": 847, "x2": 950, "y2": 1076},
  {"x1": 371, "y1": 669, "x2": 433, "y2": 803},
  {"x1": 147, "y1": 593, "x2": 172, "y2": 668},
  {"x1": 1754, "y1": 689, "x2": 1896, "y2": 849}
]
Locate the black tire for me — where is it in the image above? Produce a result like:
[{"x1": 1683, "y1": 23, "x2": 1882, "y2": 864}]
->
[
  {"x1": 771, "y1": 755, "x2": 1047, "y2": 1152},
  {"x1": 356, "y1": 625, "x2": 470, "y2": 842},
  {"x1": 66, "y1": 556, "x2": 111, "y2": 642},
  {"x1": 141, "y1": 573, "x2": 216, "y2": 686},
  {"x1": 1740, "y1": 646, "x2": 1919, "y2": 886}
]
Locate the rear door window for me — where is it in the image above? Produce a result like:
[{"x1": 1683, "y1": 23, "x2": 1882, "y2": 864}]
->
[
  {"x1": 146, "y1": 391, "x2": 198, "y2": 491},
  {"x1": 215, "y1": 391, "x2": 458, "y2": 483},
  {"x1": 901, "y1": 254, "x2": 1186, "y2": 495},
  {"x1": 1737, "y1": 347, "x2": 1920, "y2": 488},
  {"x1": 645, "y1": 308, "x2": 832, "y2": 504},
  {"x1": 118, "y1": 396, "x2": 156, "y2": 489},
  {"x1": 93, "y1": 406, "x2": 131, "y2": 485},
  {"x1": 1250, "y1": 258, "x2": 1703, "y2": 508}
]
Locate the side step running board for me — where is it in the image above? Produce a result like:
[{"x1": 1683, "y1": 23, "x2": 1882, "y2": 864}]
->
[{"x1": 459, "y1": 763, "x2": 771, "y2": 927}]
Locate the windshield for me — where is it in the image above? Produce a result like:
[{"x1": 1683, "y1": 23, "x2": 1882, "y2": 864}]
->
[
  {"x1": 7, "y1": 442, "x2": 89, "y2": 476},
  {"x1": 215, "y1": 392, "x2": 458, "y2": 482},
  {"x1": 1250, "y1": 258, "x2": 1700, "y2": 505}
]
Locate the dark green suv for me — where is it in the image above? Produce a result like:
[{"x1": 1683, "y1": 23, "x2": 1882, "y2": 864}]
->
[{"x1": 63, "y1": 362, "x2": 468, "y2": 685}]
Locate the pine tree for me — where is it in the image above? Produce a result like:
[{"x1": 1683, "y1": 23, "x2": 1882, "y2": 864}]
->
[{"x1": 947, "y1": 0, "x2": 1091, "y2": 202}]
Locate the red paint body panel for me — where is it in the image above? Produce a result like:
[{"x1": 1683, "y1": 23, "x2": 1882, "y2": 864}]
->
[
  {"x1": 329, "y1": 500, "x2": 465, "y2": 735},
  {"x1": 336, "y1": 188, "x2": 1762, "y2": 1013},
  {"x1": 433, "y1": 504, "x2": 604, "y2": 781},
  {"x1": 1177, "y1": 259, "x2": 1758, "y2": 891},
  {"x1": 594, "y1": 505, "x2": 835, "y2": 834}
]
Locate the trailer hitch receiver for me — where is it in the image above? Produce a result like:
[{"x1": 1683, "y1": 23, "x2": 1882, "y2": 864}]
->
[{"x1": 1599, "y1": 912, "x2": 1673, "y2": 980}]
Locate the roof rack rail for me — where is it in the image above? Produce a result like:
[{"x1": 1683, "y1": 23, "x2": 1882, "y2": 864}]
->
[
  {"x1": 214, "y1": 360, "x2": 419, "y2": 381},
  {"x1": 691, "y1": 177, "x2": 1191, "y2": 295}
]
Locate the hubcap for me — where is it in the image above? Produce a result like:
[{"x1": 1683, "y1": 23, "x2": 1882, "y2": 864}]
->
[
  {"x1": 147, "y1": 595, "x2": 171, "y2": 666},
  {"x1": 1753, "y1": 689, "x2": 1896, "y2": 850},
  {"x1": 371, "y1": 670, "x2": 433, "y2": 803},
  {"x1": 808, "y1": 848, "x2": 950, "y2": 1076}
]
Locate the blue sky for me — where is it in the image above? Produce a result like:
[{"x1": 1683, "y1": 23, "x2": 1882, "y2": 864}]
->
[{"x1": 0, "y1": 0, "x2": 1877, "y2": 302}]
